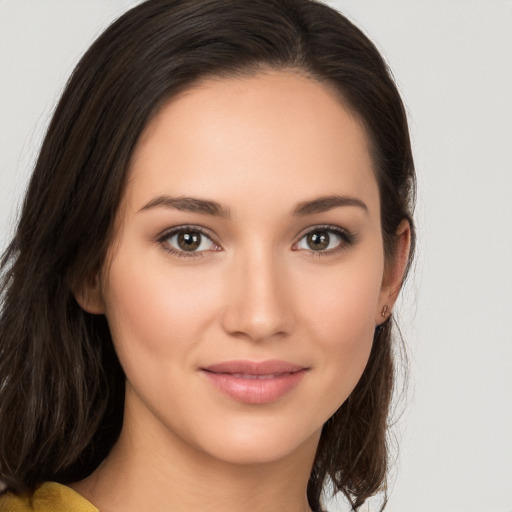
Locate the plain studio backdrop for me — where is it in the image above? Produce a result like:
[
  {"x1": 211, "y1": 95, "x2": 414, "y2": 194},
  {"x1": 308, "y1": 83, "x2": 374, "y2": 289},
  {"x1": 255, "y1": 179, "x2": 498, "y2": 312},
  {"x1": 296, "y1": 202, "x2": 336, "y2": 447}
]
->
[{"x1": 1, "y1": 1, "x2": 511, "y2": 511}]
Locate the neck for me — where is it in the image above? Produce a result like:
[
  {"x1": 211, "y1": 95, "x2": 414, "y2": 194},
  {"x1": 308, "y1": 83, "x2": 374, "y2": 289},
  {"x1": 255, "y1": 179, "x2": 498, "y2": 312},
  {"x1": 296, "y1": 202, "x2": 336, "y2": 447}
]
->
[{"x1": 72, "y1": 392, "x2": 319, "y2": 512}]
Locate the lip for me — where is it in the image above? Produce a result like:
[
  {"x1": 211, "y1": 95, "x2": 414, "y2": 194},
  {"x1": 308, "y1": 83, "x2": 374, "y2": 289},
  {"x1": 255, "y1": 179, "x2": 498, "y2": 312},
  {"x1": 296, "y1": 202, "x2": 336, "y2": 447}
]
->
[{"x1": 201, "y1": 360, "x2": 308, "y2": 404}]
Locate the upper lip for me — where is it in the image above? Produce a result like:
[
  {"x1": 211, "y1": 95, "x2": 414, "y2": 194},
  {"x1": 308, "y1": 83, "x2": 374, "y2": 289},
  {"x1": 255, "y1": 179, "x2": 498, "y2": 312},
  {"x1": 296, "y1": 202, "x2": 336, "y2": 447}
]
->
[{"x1": 202, "y1": 359, "x2": 307, "y2": 376}]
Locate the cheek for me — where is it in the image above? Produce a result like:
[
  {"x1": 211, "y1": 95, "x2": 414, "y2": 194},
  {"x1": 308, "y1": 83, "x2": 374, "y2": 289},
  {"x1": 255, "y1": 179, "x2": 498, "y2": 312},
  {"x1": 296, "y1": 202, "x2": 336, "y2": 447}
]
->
[
  {"x1": 101, "y1": 251, "x2": 222, "y2": 367},
  {"x1": 294, "y1": 254, "x2": 383, "y2": 409},
  {"x1": 298, "y1": 253, "x2": 383, "y2": 341}
]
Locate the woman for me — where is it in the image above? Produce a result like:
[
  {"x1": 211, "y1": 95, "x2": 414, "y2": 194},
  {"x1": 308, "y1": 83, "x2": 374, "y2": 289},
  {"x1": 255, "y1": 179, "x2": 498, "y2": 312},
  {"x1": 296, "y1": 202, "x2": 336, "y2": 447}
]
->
[{"x1": 0, "y1": 1, "x2": 415, "y2": 511}]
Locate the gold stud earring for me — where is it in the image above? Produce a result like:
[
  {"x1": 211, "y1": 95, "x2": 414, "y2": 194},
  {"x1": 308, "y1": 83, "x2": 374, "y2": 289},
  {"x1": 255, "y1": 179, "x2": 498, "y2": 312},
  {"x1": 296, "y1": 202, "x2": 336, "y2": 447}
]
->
[{"x1": 381, "y1": 305, "x2": 389, "y2": 318}]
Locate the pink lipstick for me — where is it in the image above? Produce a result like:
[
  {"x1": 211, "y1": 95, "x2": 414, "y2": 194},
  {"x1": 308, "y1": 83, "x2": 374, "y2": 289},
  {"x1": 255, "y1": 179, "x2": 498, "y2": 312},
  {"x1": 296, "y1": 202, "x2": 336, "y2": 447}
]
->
[{"x1": 201, "y1": 360, "x2": 307, "y2": 404}]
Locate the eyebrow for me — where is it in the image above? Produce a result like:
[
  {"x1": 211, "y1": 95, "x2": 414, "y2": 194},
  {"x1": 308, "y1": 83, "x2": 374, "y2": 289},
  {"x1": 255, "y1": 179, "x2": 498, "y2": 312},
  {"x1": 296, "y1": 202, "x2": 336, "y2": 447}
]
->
[
  {"x1": 292, "y1": 195, "x2": 368, "y2": 216},
  {"x1": 138, "y1": 196, "x2": 231, "y2": 217},
  {"x1": 138, "y1": 193, "x2": 367, "y2": 218}
]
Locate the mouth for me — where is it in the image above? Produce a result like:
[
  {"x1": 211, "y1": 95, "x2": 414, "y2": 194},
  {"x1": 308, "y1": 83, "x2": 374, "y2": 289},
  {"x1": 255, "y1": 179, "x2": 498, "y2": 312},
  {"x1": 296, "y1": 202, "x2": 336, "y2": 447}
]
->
[{"x1": 200, "y1": 360, "x2": 308, "y2": 404}]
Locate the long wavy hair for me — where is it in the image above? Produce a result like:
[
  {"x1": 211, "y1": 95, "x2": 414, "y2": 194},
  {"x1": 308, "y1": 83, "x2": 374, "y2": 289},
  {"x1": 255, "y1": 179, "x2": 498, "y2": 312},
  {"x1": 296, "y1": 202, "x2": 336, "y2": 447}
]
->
[{"x1": 0, "y1": 1, "x2": 415, "y2": 510}]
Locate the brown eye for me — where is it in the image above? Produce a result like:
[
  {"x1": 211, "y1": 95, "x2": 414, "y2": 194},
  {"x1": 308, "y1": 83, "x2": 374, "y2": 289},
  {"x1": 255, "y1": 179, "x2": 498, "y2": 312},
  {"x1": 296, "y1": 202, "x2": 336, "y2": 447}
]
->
[
  {"x1": 295, "y1": 227, "x2": 352, "y2": 254},
  {"x1": 163, "y1": 228, "x2": 217, "y2": 254},
  {"x1": 177, "y1": 231, "x2": 202, "y2": 251},
  {"x1": 306, "y1": 231, "x2": 330, "y2": 251}
]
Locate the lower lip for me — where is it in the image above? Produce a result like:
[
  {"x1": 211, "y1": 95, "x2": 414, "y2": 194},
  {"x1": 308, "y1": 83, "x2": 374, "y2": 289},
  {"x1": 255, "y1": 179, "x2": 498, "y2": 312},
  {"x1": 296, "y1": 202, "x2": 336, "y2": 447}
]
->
[{"x1": 202, "y1": 370, "x2": 307, "y2": 404}]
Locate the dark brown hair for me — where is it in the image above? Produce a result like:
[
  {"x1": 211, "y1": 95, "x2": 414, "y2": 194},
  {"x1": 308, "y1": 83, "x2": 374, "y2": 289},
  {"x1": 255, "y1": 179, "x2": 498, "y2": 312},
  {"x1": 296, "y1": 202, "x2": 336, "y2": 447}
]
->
[{"x1": 0, "y1": 1, "x2": 415, "y2": 510}]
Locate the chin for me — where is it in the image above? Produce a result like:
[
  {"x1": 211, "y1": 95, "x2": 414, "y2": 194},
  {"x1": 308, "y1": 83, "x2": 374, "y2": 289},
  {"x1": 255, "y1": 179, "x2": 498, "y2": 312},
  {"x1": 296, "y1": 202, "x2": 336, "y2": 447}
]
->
[{"x1": 182, "y1": 417, "x2": 323, "y2": 468}]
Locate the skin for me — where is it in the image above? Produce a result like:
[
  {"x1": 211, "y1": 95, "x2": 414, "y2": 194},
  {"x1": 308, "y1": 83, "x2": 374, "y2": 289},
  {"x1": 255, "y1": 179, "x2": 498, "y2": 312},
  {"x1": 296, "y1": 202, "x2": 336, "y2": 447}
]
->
[{"x1": 74, "y1": 71, "x2": 410, "y2": 512}]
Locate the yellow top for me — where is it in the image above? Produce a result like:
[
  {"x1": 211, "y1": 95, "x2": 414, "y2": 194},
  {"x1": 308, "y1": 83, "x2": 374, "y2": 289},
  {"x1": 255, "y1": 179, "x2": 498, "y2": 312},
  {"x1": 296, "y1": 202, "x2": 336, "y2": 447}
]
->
[{"x1": 0, "y1": 482, "x2": 98, "y2": 512}]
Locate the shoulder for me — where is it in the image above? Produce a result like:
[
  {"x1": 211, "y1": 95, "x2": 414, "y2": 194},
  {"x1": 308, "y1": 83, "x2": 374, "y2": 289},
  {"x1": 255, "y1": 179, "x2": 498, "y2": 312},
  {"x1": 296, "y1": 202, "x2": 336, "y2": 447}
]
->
[{"x1": 0, "y1": 482, "x2": 98, "y2": 512}]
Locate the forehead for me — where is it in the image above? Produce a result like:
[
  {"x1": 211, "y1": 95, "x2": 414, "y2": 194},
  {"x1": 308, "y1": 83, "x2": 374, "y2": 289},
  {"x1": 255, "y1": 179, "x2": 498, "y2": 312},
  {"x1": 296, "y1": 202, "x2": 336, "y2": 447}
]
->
[{"x1": 126, "y1": 71, "x2": 379, "y2": 216}]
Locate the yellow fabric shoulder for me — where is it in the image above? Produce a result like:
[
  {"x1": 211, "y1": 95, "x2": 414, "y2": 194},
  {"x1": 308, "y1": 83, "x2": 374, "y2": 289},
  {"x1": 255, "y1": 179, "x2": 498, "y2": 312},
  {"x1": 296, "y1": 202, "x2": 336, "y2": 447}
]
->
[{"x1": 0, "y1": 482, "x2": 98, "y2": 512}]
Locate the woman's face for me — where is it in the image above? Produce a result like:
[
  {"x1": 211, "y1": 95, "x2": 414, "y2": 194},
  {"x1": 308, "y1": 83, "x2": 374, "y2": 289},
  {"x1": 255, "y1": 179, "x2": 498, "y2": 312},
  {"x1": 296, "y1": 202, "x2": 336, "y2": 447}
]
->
[{"x1": 83, "y1": 71, "x2": 398, "y2": 466}]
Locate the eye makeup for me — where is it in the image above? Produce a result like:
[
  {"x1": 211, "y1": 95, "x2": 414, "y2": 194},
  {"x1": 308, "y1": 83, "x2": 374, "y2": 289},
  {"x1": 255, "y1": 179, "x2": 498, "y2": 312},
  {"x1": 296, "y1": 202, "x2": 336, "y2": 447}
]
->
[{"x1": 156, "y1": 223, "x2": 357, "y2": 259}]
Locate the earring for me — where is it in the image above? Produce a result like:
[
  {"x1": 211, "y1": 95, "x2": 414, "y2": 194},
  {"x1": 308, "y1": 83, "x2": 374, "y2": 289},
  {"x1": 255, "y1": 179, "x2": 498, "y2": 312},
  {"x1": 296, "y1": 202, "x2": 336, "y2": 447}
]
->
[{"x1": 381, "y1": 305, "x2": 389, "y2": 318}]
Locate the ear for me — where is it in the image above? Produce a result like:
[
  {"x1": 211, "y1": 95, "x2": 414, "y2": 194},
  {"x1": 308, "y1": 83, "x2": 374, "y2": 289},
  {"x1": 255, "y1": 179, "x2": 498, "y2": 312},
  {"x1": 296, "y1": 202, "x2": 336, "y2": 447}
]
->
[
  {"x1": 73, "y1": 272, "x2": 106, "y2": 315},
  {"x1": 376, "y1": 219, "x2": 411, "y2": 324}
]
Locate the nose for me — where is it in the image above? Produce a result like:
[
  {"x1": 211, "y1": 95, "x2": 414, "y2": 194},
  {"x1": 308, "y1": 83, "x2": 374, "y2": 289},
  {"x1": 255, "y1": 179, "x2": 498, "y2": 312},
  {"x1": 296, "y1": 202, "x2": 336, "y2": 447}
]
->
[{"x1": 220, "y1": 247, "x2": 295, "y2": 342}]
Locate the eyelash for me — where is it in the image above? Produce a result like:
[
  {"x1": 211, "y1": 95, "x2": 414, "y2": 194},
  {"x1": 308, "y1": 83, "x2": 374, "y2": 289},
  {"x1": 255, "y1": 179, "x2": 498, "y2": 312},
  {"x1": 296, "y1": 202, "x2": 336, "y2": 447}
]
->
[
  {"x1": 293, "y1": 225, "x2": 357, "y2": 257},
  {"x1": 157, "y1": 225, "x2": 220, "y2": 258},
  {"x1": 156, "y1": 224, "x2": 356, "y2": 258}
]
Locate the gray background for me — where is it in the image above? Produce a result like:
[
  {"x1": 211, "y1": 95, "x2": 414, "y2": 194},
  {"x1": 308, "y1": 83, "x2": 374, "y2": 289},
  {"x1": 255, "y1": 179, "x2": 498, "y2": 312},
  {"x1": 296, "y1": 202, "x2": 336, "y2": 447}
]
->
[{"x1": 1, "y1": 1, "x2": 511, "y2": 511}]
